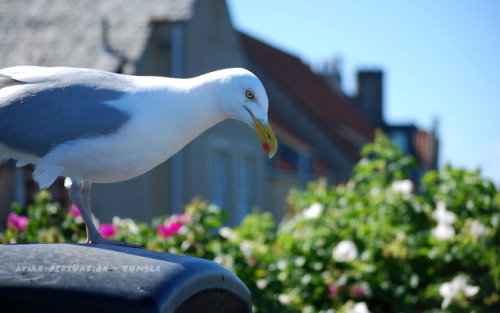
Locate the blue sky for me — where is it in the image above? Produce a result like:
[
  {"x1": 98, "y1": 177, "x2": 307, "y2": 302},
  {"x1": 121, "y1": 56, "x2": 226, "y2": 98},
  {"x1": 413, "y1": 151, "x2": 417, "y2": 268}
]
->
[{"x1": 227, "y1": 0, "x2": 500, "y2": 184}]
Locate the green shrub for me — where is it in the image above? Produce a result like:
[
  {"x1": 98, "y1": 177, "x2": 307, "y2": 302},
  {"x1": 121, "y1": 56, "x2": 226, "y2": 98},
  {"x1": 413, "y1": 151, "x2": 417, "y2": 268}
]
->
[
  {"x1": 2, "y1": 132, "x2": 499, "y2": 313},
  {"x1": 265, "y1": 133, "x2": 499, "y2": 313}
]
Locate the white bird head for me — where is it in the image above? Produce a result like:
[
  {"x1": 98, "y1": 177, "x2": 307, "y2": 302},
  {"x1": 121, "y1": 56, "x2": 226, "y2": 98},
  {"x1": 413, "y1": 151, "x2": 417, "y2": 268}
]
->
[{"x1": 206, "y1": 68, "x2": 278, "y2": 158}]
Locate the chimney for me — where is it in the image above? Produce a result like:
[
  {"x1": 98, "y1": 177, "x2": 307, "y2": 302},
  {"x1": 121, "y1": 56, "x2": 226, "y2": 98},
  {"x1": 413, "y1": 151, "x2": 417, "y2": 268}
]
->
[
  {"x1": 312, "y1": 56, "x2": 343, "y2": 94},
  {"x1": 355, "y1": 70, "x2": 384, "y2": 127},
  {"x1": 321, "y1": 57, "x2": 343, "y2": 93}
]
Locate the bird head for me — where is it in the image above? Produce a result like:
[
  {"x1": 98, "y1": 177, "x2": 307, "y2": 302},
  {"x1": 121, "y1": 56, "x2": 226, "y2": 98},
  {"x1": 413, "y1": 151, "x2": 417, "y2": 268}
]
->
[{"x1": 215, "y1": 68, "x2": 278, "y2": 158}]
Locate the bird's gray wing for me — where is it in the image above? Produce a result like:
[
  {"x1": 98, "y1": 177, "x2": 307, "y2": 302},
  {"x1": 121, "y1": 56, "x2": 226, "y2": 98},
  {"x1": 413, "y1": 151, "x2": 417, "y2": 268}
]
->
[{"x1": 0, "y1": 67, "x2": 132, "y2": 157}]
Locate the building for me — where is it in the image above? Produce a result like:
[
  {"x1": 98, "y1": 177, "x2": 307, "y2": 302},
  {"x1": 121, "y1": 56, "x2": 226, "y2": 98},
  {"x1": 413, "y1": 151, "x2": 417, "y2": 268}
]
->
[
  {"x1": 353, "y1": 70, "x2": 439, "y2": 178},
  {"x1": 0, "y1": 0, "x2": 437, "y2": 227},
  {"x1": 241, "y1": 33, "x2": 377, "y2": 213}
]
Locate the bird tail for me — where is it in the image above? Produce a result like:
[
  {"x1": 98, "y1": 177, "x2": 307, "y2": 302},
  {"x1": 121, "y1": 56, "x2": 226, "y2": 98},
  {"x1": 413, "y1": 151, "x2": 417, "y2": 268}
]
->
[{"x1": 33, "y1": 165, "x2": 63, "y2": 189}]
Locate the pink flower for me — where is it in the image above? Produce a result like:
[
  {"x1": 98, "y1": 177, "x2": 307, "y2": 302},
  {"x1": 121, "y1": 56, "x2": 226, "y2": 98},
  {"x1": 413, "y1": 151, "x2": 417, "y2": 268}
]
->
[
  {"x1": 157, "y1": 221, "x2": 183, "y2": 238},
  {"x1": 7, "y1": 212, "x2": 29, "y2": 231},
  {"x1": 99, "y1": 224, "x2": 117, "y2": 238},
  {"x1": 328, "y1": 284, "x2": 338, "y2": 299},
  {"x1": 70, "y1": 205, "x2": 81, "y2": 217},
  {"x1": 178, "y1": 214, "x2": 192, "y2": 224},
  {"x1": 353, "y1": 285, "x2": 365, "y2": 297}
]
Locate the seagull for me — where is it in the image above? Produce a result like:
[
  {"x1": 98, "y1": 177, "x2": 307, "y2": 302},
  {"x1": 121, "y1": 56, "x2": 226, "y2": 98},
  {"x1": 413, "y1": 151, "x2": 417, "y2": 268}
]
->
[{"x1": 0, "y1": 66, "x2": 277, "y2": 247}]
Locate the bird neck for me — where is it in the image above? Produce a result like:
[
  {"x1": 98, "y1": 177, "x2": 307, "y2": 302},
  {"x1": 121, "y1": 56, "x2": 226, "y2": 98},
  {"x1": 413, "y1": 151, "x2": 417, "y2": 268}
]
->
[{"x1": 131, "y1": 75, "x2": 228, "y2": 158}]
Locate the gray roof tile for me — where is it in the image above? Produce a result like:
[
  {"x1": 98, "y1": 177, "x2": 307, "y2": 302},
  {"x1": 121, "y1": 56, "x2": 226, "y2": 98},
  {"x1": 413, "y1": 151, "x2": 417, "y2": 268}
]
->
[{"x1": 0, "y1": 0, "x2": 196, "y2": 73}]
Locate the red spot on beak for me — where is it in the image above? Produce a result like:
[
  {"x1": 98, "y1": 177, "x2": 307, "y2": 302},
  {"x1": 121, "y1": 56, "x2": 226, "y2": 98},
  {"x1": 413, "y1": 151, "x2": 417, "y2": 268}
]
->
[{"x1": 262, "y1": 142, "x2": 271, "y2": 153}]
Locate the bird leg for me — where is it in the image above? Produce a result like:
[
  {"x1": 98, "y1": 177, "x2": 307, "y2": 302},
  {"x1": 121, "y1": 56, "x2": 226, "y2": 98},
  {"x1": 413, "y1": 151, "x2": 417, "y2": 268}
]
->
[{"x1": 69, "y1": 180, "x2": 143, "y2": 248}]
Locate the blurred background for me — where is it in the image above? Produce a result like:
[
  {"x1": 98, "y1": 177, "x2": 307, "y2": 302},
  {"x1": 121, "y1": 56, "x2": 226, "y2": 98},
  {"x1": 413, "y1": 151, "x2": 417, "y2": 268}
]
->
[
  {"x1": 0, "y1": 0, "x2": 498, "y2": 225},
  {"x1": 228, "y1": 0, "x2": 500, "y2": 184}
]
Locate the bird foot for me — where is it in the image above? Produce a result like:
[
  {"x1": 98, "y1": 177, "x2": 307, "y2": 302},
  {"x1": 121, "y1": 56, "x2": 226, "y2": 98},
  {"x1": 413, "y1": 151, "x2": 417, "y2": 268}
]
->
[{"x1": 85, "y1": 236, "x2": 144, "y2": 249}]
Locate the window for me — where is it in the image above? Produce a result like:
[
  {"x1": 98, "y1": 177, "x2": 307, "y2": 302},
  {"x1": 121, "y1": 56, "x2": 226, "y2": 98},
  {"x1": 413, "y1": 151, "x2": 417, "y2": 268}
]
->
[
  {"x1": 236, "y1": 155, "x2": 255, "y2": 223},
  {"x1": 211, "y1": 151, "x2": 230, "y2": 209},
  {"x1": 390, "y1": 130, "x2": 410, "y2": 155},
  {"x1": 209, "y1": 140, "x2": 259, "y2": 225}
]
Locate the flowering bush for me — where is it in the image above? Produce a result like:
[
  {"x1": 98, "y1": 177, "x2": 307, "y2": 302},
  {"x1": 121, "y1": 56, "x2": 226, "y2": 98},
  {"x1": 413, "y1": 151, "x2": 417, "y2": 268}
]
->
[
  {"x1": 2, "y1": 191, "x2": 87, "y2": 244},
  {"x1": 258, "y1": 132, "x2": 500, "y2": 313},
  {"x1": 1, "y1": 132, "x2": 499, "y2": 313}
]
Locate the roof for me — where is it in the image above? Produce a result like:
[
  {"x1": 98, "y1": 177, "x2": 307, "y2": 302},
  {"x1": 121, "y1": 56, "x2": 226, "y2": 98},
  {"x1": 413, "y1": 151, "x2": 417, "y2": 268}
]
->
[
  {"x1": 0, "y1": 0, "x2": 196, "y2": 73},
  {"x1": 240, "y1": 33, "x2": 375, "y2": 160},
  {"x1": 268, "y1": 108, "x2": 312, "y2": 152}
]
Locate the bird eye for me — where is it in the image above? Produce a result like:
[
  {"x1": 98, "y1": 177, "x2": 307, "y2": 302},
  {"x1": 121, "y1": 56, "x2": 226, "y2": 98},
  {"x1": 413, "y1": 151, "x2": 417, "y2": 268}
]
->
[{"x1": 245, "y1": 89, "x2": 255, "y2": 100}]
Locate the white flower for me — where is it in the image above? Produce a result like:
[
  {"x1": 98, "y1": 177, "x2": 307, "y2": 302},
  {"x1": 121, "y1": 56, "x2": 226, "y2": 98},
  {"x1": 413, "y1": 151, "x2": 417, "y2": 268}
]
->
[
  {"x1": 219, "y1": 226, "x2": 237, "y2": 241},
  {"x1": 391, "y1": 180, "x2": 413, "y2": 194},
  {"x1": 47, "y1": 203, "x2": 59, "y2": 214},
  {"x1": 207, "y1": 204, "x2": 221, "y2": 213},
  {"x1": 112, "y1": 217, "x2": 139, "y2": 234},
  {"x1": 294, "y1": 256, "x2": 306, "y2": 267},
  {"x1": 348, "y1": 302, "x2": 371, "y2": 313},
  {"x1": 431, "y1": 201, "x2": 457, "y2": 241},
  {"x1": 112, "y1": 216, "x2": 122, "y2": 225},
  {"x1": 124, "y1": 219, "x2": 139, "y2": 234},
  {"x1": 439, "y1": 274, "x2": 479, "y2": 309},
  {"x1": 256, "y1": 279, "x2": 269, "y2": 289},
  {"x1": 301, "y1": 274, "x2": 312, "y2": 285},
  {"x1": 214, "y1": 255, "x2": 234, "y2": 268},
  {"x1": 432, "y1": 201, "x2": 457, "y2": 224},
  {"x1": 332, "y1": 240, "x2": 358, "y2": 262},
  {"x1": 432, "y1": 222, "x2": 455, "y2": 241},
  {"x1": 278, "y1": 293, "x2": 291, "y2": 305},
  {"x1": 277, "y1": 259, "x2": 288, "y2": 270},
  {"x1": 303, "y1": 203, "x2": 324, "y2": 219},
  {"x1": 470, "y1": 220, "x2": 490, "y2": 238},
  {"x1": 369, "y1": 187, "x2": 381, "y2": 196},
  {"x1": 239, "y1": 240, "x2": 254, "y2": 257},
  {"x1": 409, "y1": 274, "x2": 419, "y2": 288}
]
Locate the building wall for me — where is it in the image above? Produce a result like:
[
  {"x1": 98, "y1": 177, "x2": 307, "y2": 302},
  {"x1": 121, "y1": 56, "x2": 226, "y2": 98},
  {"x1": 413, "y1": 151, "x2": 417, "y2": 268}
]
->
[
  {"x1": 134, "y1": 21, "x2": 173, "y2": 77},
  {"x1": 183, "y1": 0, "x2": 247, "y2": 77},
  {"x1": 182, "y1": 120, "x2": 266, "y2": 225},
  {"x1": 248, "y1": 61, "x2": 356, "y2": 181},
  {"x1": 0, "y1": 162, "x2": 16, "y2": 227}
]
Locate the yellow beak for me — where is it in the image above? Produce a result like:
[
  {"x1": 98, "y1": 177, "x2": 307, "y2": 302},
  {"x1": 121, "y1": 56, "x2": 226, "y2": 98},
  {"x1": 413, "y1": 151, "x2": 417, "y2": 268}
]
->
[{"x1": 252, "y1": 116, "x2": 278, "y2": 158}]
